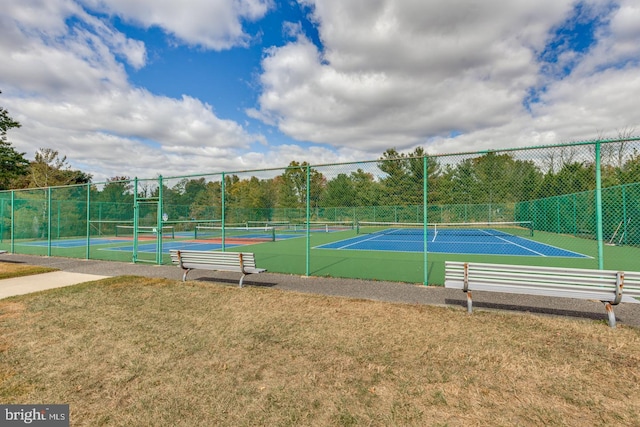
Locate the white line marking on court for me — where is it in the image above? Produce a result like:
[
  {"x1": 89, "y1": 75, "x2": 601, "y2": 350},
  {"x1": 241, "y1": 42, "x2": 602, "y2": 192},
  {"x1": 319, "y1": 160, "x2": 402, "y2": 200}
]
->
[
  {"x1": 495, "y1": 235, "x2": 546, "y2": 256},
  {"x1": 332, "y1": 234, "x2": 383, "y2": 250}
]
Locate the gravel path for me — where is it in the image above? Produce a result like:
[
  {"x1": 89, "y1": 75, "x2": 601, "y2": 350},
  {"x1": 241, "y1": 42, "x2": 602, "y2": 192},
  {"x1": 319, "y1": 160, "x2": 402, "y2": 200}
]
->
[{"x1": 2, "y1": 253, "x2": 639, "y2": 328}]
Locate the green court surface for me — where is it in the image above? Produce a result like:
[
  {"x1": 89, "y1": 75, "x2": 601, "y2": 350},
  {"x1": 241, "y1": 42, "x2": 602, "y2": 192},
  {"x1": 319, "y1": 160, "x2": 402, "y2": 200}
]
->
[
  {"x1": 3, "y1": 229, "x2": 640, "y2": 285},
  {"x1": 244, "y1": 230, "x2": 638, "y2": 285}
]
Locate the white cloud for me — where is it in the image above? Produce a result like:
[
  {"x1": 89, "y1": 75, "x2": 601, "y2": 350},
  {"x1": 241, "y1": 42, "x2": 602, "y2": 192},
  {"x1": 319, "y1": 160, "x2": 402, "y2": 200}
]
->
[
  {"x1": 3, "y1": 0, "x2": 640, "y2": 186},
  {"x1": 0, "y1": 0, "x2": 141, "y2": 96},
  {"x1": 253, "y1": 0, "x2": 577, "y2": 152},
  {"x1": 6, "y1": 88, "x2": 264, "y2": 181},
  {"x1": 79, "y1": 0, "x2": 272, "y2": 50},
  {"x1": 0, "y1": 0, "x2": 265, "y2": 182},
  {"x1": 572, "y1": 1, "x2": 640, "y2": 76},
  {"x1": 253, "y1": 0, "x2": 640, "y2": 157}
]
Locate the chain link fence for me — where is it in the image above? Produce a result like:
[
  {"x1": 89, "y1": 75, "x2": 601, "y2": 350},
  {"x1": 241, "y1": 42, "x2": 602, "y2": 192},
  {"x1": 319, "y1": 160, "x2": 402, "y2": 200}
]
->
[{"x1": 1, "y1": 138, "x2": 639, "y2": 285}]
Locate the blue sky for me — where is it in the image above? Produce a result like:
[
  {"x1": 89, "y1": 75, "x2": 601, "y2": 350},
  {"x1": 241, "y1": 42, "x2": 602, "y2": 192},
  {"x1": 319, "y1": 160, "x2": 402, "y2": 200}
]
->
[{"x1": 1, "y1": 0, "x2": 639, "y2": 182}]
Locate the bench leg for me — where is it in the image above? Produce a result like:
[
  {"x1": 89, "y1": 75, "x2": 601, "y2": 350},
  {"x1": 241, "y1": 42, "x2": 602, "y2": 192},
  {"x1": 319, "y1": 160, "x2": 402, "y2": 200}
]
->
[
  {"x1": 239, "y1": 273, "x2": 247, "y2": 288},
  {"x1": 604, "y1": 302, "x2": 616, "y2": 328},
  {"x1": 182, "y1": 268, "x2": 191, "y2": 282},
  {"x1": 466, "y1": 291, "x2": 473, "y2": 314}
]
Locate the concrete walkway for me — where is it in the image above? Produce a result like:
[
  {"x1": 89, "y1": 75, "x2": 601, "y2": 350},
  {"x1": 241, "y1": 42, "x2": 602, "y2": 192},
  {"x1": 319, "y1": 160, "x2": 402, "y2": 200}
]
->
[
  {"x1": 1, "y1": 253, "x2": 639, "y2": 328},
  {"x1": 0, "y1": 271, "x2": 110, "y2": 299}
]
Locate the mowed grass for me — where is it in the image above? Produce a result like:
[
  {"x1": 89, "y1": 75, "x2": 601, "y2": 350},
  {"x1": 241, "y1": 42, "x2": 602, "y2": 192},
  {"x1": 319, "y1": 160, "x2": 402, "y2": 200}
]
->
[
  {"x1": 1, "y1": 272, "x2": 640, "y2": 425},
  {"x1": 0, "y1": 262, "x2": 56, "y2": 279}
]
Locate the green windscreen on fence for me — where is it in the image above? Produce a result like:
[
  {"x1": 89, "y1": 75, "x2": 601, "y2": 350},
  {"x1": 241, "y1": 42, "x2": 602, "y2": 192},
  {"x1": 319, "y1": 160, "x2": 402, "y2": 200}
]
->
[{"x1": 1, "y1": 137, "x2": 640, "y2": 285}]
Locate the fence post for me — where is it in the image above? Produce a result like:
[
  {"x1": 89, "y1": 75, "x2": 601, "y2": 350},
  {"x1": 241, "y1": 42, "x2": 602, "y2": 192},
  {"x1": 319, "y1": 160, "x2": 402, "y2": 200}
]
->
[
  {"x1": 423, "y1": 155, "x2": 428, "y2": 286},
  {"x1": 10, "y1": 191, "x2": 14, "y2": 253},
  {"x1": 306, "y1": 164, "x2": 311, "y2": 277},
  {"x1": 221, "y1": 172, "x2": 226, "y2": 252},
  {"x1": 86, "y1": 183, "x2": 90, "y2": 259},
  {"x1": 622, "y1": 185, "x2": 627, "y2": 245},
  {"x1": 595, "y1": 142, "x2": 604, "y2": 270},
  {"x1": 133, "y1": 177, "x2": 138, "y2": 263},
  {"x1": 47, "y1": 187, "x2": 52, "y2": 257},
  {"x1": 157, "y1": 175, "x2": 163, "y2": 265}
]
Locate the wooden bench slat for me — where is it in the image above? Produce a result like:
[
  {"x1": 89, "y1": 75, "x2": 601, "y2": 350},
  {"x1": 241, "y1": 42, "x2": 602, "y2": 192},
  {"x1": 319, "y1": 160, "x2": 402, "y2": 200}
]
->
[
  {"x1": 445, "y1": 261, "x2": 640, "y2": 328},
  {"x1": 445, "y1": 278, "x2": 638, "y2": 304},
  {"x1": 446, "y1": 264, "x2": 640, "y2": 297},
  {"x1": 169, "y1": 250, "x2": 266, "y2": 287}
]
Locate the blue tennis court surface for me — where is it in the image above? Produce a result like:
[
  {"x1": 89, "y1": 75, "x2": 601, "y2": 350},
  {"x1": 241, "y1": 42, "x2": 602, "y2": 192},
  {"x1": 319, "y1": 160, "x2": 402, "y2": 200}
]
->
[
  {"x1": 18, "y1": 238, "x2": 241, "y2": 253},
  {"x1": 19, "y1": 238, "x2": 130, "y2": 248},
  {"x1": 317, "y1": 228, "x2": 590, "y2": 258},
  {"x1": 102, "y1": 241, "x2": 246, "y2": 253}
]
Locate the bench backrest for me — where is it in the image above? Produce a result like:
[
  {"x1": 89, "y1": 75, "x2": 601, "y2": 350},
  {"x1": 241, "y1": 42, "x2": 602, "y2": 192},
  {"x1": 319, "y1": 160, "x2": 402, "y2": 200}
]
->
[
  {"x1": 170, "y1": 250, "x2": 257, "y2": 269},
  {"x1": 445, "y1": 261, "x2": 640, "y2": 303}
]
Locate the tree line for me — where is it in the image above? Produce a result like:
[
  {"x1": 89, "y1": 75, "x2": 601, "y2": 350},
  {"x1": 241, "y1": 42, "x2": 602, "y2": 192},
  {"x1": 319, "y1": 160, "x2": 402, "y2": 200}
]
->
[{"x1": 3, "y1": 93, "x2": 639, "y2": 217}]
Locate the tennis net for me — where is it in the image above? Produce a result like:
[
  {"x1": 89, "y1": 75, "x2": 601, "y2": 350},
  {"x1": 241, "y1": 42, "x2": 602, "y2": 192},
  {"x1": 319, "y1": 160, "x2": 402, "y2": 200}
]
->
[
  {"x1": 194, "y1": 225, "x2": 276, "y2": 242},
  {"x1": 286, "y1": 221, "x2": 355, "y2": 233},
  {"x1": 246, "y1": 220, "x2": 290, "y2": 228},
  {"x1": 115, "y1": 225, "x2": 175, "y2": 238},
  {"x1": 356, "y1": 221, "x2": 533, "y2": 237}
]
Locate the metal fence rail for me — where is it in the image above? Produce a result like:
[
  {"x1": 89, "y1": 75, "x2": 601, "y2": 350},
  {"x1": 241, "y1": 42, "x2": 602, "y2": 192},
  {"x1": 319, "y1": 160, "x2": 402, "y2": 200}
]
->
[{"x1": 1, "y1": 137, "x2": 640, "y2": 285}]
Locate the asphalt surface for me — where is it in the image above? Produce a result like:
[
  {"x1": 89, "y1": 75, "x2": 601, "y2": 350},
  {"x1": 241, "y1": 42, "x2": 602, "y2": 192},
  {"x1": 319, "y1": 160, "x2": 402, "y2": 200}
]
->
[{"x1": 1, "y1": 253, "x2": 639, "y2": 328}]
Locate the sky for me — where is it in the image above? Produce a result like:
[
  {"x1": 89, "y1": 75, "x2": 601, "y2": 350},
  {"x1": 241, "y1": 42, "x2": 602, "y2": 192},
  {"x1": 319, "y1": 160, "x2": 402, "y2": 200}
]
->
[{"x1": 1, "y1": 0, "x2": 639, "y2": 183}]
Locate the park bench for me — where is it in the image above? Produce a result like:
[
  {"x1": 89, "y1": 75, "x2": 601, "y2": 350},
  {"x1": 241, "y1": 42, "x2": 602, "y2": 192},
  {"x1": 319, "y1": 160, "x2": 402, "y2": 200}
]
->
[
  {"x1": 444, "y1": 261, "x2": 640, "y2": 328},
  {"x1": 170, "y1": 250, "x2": 266, "y2": 287}
]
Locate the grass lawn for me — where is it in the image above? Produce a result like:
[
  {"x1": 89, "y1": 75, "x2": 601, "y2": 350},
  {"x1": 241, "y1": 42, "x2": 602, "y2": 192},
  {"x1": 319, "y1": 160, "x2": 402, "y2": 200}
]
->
[
  {"x1": 0, "y1": 262, "x2": 57, "y2": 279},
  {"x1": 1, "y1": 266, "x2": 639, "y2": 426}
]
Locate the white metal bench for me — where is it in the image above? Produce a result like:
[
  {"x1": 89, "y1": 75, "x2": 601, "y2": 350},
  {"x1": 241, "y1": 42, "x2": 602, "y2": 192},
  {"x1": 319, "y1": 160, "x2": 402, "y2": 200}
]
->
[
  {"x1": 170, "y1": 250, "x2": 266, "y2": 287},
  {"x1": 445, "y1": 261, "x2": 640, "y2": 328}
]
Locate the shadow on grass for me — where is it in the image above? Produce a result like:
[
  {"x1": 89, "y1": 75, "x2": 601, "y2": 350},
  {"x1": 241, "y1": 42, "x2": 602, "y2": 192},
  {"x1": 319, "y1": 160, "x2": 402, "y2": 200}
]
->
[
  {"x1": 0, "y1": 259, "x2": 25, "y2": 264},
  {"x1": 196, "y1": 277, "x2": 278, "y2": 288},
  {"x1": 444, "y1": 298, "x2": 609, "y2": 322}
]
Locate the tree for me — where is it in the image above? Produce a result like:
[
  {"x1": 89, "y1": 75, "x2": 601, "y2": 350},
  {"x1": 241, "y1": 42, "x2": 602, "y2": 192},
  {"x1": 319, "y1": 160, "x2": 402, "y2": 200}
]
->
[
  {"x1": 350, "y1": 168, "x2": 380, "y2": 207},
  {"x1": 323, "y1": 173, "x2": 356, "y2": 207},
  {"x1": 377, "y1": 147, "x2": 437, "y2": 206},
  {"x1": 472, "y1": 152, "x2": 518, "y2": 204},
  {"x1": 98, "y1": 177, "x2": 133, "y2": 202},
  {"x1": 27, "y1": 148, "x2": 92, "y2": 188},
  {"x1": 377, "y1": 148, "x2": 412, "y2": 205},
  {"x1": 536, "y1": 161, "x2": 595, "y2": 198},
  {"x1": 0, "y1": 92, "x2": 29, "y2": 190},
  {"x1": 448, "y1": 158, "x2": 479, "y2": 205},
  {"x1": 620, "y1": 150, "x2": 640, "y2": 184},
  {"x1": 278, "y1": 161, "x2": 326, "y2": 209}
]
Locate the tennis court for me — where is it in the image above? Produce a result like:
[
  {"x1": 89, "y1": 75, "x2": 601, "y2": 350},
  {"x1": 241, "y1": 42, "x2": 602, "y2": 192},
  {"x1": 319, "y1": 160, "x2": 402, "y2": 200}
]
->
[
  {"x1": 316, "y1": 221, "x2": 590, "y2": 258},
  {"x1": 19, "y1": 237, "x2": 131, "y2": 248},
  {"x1": 103, "y1": 241, "x2": 241, "y2": 253},
  {"x1": 17, "y1": 225, "x2": 281, "y2": 254},
  {"x1": 17, "y1": 236, "x2": 242, "y2": 254},
  {"x1": 16, "y1": 221, "x2": 590, "y2": 258}
]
